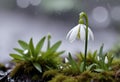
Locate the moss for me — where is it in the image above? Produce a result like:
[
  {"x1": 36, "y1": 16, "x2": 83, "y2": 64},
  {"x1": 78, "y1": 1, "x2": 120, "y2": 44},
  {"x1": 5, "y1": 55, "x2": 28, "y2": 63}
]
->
[
  {"x1": 43, "y1": 69, "x2": 59, "y2": 78},
  {"x1": 62, "y1": 77, "x2": 78, "y2": 82},
  {"x1": 0, "y1": 63, "x2": 7, "y2": 71},
  {"x1": 75, "y1": 71, "x2": 93, "y2": 82},
  {"x1": 10, "y1": 62, "x2": 42, "y2": 80},
  {"x1": 9, "y1": 63, "x2": 23, "y2": 78},
  {"x1": 32, "y1": 74, "x2": 39, "y2": 80},
  {"x1": 88, "y1": 71, "x2": 115, "y2": 82},
  {"x1": 49, "y1": 74, "x2": 78, "y2": 82}
]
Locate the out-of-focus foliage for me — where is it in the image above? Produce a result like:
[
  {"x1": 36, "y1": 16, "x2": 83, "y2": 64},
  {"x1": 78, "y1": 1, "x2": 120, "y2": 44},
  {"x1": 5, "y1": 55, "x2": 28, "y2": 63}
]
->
[
  {"x1": 0, "y1": 0, "x2": 16, "y2": 9},
  {"x1": 40, "y1": 0, "x2": 81, "y2": 13},
  {"x1": 111, "y1": 41, "x2": 120, "y2": 57}
]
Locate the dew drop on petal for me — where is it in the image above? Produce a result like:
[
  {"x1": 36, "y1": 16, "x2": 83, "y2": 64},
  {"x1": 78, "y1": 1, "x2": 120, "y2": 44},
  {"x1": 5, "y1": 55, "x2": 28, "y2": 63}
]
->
[{"x1": 23, "y1": 49, "x2": 29, "y2": 54}]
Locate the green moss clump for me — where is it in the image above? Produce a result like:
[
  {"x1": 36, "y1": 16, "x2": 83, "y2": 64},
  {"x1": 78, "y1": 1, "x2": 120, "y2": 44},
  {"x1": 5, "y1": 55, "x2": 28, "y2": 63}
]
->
[
  {"x1": 10, "y1": 62, "x2": 42, "y2": 80},
  {"x1": 75, "y1": 71, "x2": 93, "y2": 82},
  {"x1": 49, "y1": 74, "x2": 78, "y2": 82},
  {"x1": 0, "y1": 63, "x2": 7, "y2": 71},
  {"x1": 43, "y1": 69, "x2": 59, "y2": 78}
]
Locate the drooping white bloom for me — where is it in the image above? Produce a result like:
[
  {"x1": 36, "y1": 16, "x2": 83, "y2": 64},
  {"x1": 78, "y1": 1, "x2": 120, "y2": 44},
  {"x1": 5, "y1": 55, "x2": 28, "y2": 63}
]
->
[
  {"x1": 64, "y1": 57, "x2": 69, "y2": 63},
  {"x1": 104, "y1": 56, "x2": 108, "y2": 64},
  {"x1": 66, "y1": 24, "x2": 94, "y2": 43},
  {"x1": 97, "y1": 56, "x2": 100, "y2": 61}
]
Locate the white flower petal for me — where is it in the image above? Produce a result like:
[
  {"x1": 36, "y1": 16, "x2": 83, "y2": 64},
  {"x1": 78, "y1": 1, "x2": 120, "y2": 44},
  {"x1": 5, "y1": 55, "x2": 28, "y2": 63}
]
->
[
  {"x1": 105, "y1": 56, "x2": 108, "y2": 64},
  {"x1": 66, "y1": 23, "x2": 94, "y2": 42},
  {"x1": 97, "y1": 56, "x2": 100, "y2": 61},
  {"x1": 68, "y1": 24, "x2": 79, "y2": 42},
  {"x1": 65, "y1": 58, "x2": 69, "y2": 63},
  {"x1": 88, "y1": 27, "x2": 94, "y2": 40},
  {"x1": 66, "y1": 28, "x2": 73, "y2": 39},
  {"x1": 80, "y1": 24, "x2": 86, "y2": 41}
]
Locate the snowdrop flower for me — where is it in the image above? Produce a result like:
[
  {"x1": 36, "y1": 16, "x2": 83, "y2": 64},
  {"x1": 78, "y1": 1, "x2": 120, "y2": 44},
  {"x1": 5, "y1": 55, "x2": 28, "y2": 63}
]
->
[
  {"x1": 64, "y1": 57, "x2": 69, "y2": 63},
  {"x1": 97, "y1": 56, "x2": 100, "y2": 61},
  {"x1": 66, "y1": 24, "x2": 94, "y2": 43},
  {"x1": 104, "y1": 56, "x2": 108, "y2": 64}
]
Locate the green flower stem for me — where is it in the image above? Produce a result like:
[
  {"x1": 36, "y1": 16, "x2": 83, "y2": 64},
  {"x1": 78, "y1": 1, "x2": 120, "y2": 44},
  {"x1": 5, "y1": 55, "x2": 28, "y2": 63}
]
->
[{"x1": 79, "y1": 12, "x2": 89, "y2": 71}]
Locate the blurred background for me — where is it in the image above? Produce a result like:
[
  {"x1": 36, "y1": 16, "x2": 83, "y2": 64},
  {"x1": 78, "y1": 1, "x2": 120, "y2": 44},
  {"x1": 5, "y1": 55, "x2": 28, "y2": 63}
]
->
[{"x1": 0, "y1": 0, "x2": 120, "y2": 63}]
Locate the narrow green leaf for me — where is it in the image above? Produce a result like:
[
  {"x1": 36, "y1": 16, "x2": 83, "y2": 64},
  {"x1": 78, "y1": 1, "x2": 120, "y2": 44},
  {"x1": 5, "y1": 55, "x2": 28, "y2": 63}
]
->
[
  {"x1": 15, "y1": 49, "x2": 30, "y2": 61},
  {"x1": 80, "y1": 62, "x2": 84, "y2": 72},
  {"x1": 98, "y1": 44, "x2": 104, "y2": 58},
  {"x1": 46, "y1": 41, "x2": 61, "y2": 55},
  {"x1": 94, "y1": 69, "x2": 105, "y2": 72},
  {"x1": 18, "y1": 40, "x2": 29, "y2": 49},
  {"x1": 107, "y1": 54, "x2": 114, "y2": 67},
  {"x1": 35, "y1": 36, "x2": 46, "y2": 55},
  {"x1": 68, "y1": 53, "x2": 79, "y2": 71},
  {"x1": 29, "y1": 38, "x2": 35, "y2": 56},
  {"x1": 86, "y1": 63, "x2": 97, "y2": 71},
  {"x1": 33, "y1": 62, "x2": 42, "y2": 73},
  {"x1": 14, "y1": 48, "x2": 23, "y2": 55},
  {"x1": 93, "y1": 50, "x2": 97, "y2": 59},
  {"x1": 10, "y1": 54, "x2": 24, "y2": 60},
  {"x1": 55, "y1": 50, "x2": 65, "y2": 56},
  {"x1": 80, "y1": 52, "x2": 84, "y2": 61},
  {"x1": 47, "y1": 34, "x2": 51, "y2": 50}
]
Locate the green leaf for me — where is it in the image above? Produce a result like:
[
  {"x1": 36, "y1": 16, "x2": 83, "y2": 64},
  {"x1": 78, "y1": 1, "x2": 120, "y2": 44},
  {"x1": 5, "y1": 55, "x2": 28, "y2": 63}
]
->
[
  {"x1": 29, "y1": 38, "x2": 35, "y2": 56},
  {"x1": 80, "y1": 62, "x2": 84, "y2": 72},
  {"x1": 33, "y1": 62, "x2": 42, "y2": 73},
  {"x1": 93, "y1": 50, "x2": 97, "y2": 59},
  {"x1": 14, "y1": 48, "x2": 23, "y2": 55},
  {"x1": 80, "y1": 52, "x2": 84, "y2": 59},
  {"x1": 94, "y1": 69, "x2": 105, "y2": 73},
  {"x1": 10, "y1": 54, "x2": 24, "y2": 60},
  {"x1": 46, "y1": 41, "x2": 61, "y2": 55},
  {"x1": 18, "y1": 40, "x2": 29, "y2": 49},
  {"x1": 68, "y1": 53, "x2": 79, "y2": 72},
  {"x1": 86, "y1": 63, "x2": 97, "y2": 71},
  {"x1": 107, "y1": 54, "x2": 114, "y2": 67},
  {"x1": 35, "y1": 36, "x2": 46, "y2": 55},
  {"x1": 98, "y1": 44, "x2": 104, "y2": 58},
  {"x1": 47, "y1": 34, "x2": 51, "y2": 50},
  {"x1": 55, "y1": 50, "x2": 65, "y2": 56}
]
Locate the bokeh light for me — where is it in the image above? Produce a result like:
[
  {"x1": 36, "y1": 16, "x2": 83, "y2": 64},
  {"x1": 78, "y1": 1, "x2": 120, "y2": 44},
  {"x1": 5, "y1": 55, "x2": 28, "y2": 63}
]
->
[
  {"x1": 92, "y1": 6, "x2": 109, "y2": 23},
  {"x1": 16, "y1": 0, "x2": 41, "y2": 8},
  {"x1": 16, "y1": 0, "x2": 29, "y2": 8},
  {"x1": 91, "y1": 6, "x2": 110, "y2": 28}
]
